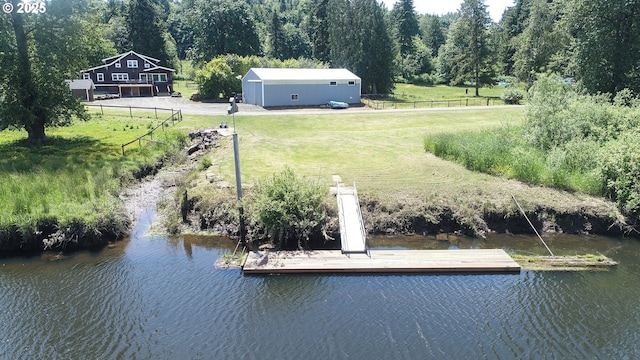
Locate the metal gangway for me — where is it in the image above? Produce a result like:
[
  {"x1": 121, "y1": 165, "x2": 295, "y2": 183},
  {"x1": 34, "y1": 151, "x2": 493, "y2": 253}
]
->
[{"x1": 336, "y1": 181, "x2": 368, "y2": 255}]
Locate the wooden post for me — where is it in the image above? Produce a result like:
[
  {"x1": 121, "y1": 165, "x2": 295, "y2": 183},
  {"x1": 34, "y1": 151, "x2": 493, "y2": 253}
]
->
[
  {"x1": 155, "y1": 107, "x2": 158, "y2": 119},
  {"x1": 121, "y1": 145, "x2": 125, "y2": 156},
  {"x1": 100, "y1": 104, "x2": 104, "y2": 115},
  {"x1": 129, "y1": 106, "x2": 132, "y2": 118},
  {"x1": 181, "y1": 190, "x2": 189, "y2": 222}
]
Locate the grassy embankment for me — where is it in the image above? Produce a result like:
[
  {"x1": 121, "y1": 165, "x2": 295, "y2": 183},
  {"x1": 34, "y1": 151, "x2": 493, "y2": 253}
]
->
[
  {"x1": 170, "y1": 106, "x2": 622, "y2": 239},
  {"x1": 424, "y1": 76, "x2": 640, "y2": 237},
  {"x1": 0, "y1": 110, "x2": 184, "y2": 253}
]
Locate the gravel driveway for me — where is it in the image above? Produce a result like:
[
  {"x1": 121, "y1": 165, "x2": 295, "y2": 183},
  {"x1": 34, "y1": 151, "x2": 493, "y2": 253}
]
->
[
  {"x1": 90, "y1": 96, "x2": 376, "y2": 116},
  {"x1": 90, "y1": 96, "x2": 270, "y2": 116}
]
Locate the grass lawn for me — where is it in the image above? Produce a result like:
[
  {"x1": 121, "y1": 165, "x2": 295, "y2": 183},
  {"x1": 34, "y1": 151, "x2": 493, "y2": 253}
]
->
[
  {"x1": 364, "y1": 84, "x2": 512, "y2": 109},
  {"x1": 392, "y1": 83, "x2": 506, "y2": 101},
  {"x1": 172, "y1": 80, "x2": 199, "y2": 99},
  {"x1": 0, "y1": 113, "x2": 183, "y2": 244},
  {"x1": 177, "y1": 107, "x2": 617, "y2": 217},
  {"x1": 0, "y1": 104, "x2": 619, "y2": 247}
]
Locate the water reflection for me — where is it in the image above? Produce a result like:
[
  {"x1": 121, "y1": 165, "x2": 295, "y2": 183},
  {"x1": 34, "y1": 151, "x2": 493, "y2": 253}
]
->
[{"x1": 1, "y1": 220, "x2": 639, "y2": 358}]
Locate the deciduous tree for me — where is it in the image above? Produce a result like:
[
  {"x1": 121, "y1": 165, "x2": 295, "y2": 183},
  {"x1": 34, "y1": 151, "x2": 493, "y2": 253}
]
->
[
  {"x1": 188, "y1": 0, "x2": 261, "y2": 66},
  {"x1": 0, "y1": 0, "x2": 97, "y2": 145},
  {"x1": 566, "y1": 0, "x2": 640, "y2": 94}
]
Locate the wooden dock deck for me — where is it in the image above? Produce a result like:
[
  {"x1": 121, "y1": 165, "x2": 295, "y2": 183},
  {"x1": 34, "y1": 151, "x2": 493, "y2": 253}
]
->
[{"x1": 242, "y1": 249, "x2": 521, "y2": 275}]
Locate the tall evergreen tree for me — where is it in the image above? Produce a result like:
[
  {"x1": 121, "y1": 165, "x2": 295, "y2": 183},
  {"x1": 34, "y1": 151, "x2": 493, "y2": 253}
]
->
[
  {"x1": 310, "y1": 0, "x2": 330, "y2": 62},
  {"x1": 496, "y1": 0, "x2": 531, "y2": 75},
  {"x1": 440, "y1": 0, "x2": 492, "y2": 96},
  {"x1": 128, "y1": 0, "x2": 171, "y2": 66},
  {"x1": 268, "y1": 11, "x2": 287, "y2": 59},
  {"x1": 328, "y1": 0, "x2": 394, "y2": 94},
  {"x1": 392, "y1": 0, "x2": 420, "y2": 57},
  {"x1": 420, "y1": 15, "x2": 446, "y2": 57},
  {"x1": 512, "y1": 0, "x2": 564, "y2": 87}
]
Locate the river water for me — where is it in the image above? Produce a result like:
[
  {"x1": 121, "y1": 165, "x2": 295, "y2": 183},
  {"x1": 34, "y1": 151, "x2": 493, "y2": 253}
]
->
[{"x1": 1, "y1": 208, "x2": 639, "y2": 359}]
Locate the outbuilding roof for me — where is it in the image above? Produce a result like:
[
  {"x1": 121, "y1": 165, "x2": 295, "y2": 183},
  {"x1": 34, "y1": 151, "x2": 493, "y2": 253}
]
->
[
  {"x1": 246, "y1": 68, "x2": 360, "y2": 81},
  {"x1": 66, "y1": 79, "x2": 95, "y2": 90}
]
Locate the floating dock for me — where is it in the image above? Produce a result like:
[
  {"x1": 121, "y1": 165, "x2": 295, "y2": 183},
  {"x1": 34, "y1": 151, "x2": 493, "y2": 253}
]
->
[
  {"x1": 242, "y1": 176, "x2": 520, "y2": 275},
  {"x1": 242, "y1": 249, "x2": 521, "y2": 275}
]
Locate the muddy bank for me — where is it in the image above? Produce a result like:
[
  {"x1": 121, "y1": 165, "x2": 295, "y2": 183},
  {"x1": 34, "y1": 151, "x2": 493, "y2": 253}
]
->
[{"x1": 175, "y1": 186, "x2": 634, "y2": 250}]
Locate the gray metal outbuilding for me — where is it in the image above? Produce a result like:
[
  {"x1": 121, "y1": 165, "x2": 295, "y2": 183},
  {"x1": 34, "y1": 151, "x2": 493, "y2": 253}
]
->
[{"x1": 242, "y1": 68, "x2": 361, "y2": 107}]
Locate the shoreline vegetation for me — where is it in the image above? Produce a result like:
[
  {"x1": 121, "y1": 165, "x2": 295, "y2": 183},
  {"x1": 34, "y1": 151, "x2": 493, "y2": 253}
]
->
[
  {"x1": 0, "y1": 110, "x2": 187, "y2": 255},
  {"x1": 2, "y1": 83, "x2": 639, "y2": 255}
]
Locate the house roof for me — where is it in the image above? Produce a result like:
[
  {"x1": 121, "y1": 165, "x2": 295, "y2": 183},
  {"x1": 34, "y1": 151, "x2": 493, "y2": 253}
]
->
[
  {"x1": 246, "y1": 68, "x2": 360, "y2": 81},
  {"x1": 81, "y1": 51, "x2": 175, "y2": 72},
  {"x1": 101, "y1": 51, "x2": 160, "y2": 64},
  {"x1": 144, "y1": 66, "x2": 176, "y2": 73},
  {"x1": 66, "y1": 79, "x2": 95, "y2": 90}
]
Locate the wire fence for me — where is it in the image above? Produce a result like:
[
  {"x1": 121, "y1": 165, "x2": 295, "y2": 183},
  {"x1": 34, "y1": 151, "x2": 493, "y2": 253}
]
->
[
  {"x1": 85, "y1": 104, "x2": 178, "y2": 120},
  {"x1": 361, "y1": 96, "x2": 503, "y2": 110},
  {"x1": 112, "y1": 107, "x2": 183, "y2": 155}
]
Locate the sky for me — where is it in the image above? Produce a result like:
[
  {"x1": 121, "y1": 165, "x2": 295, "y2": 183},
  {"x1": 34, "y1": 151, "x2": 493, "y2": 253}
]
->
[{"x1": 380, "y1": 0, "x2": 515, "y2": 22}]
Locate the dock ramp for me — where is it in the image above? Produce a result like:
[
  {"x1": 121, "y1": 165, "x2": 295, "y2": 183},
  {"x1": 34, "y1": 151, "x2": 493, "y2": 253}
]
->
[{"x1": 335, "y1": 181, "x2": 368, "y2": 254}]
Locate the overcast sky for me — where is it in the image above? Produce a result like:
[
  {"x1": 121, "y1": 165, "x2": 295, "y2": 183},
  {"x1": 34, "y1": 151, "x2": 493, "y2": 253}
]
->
[{"x1": 379, "y1": 0, "x2": 515, "y2": 22}]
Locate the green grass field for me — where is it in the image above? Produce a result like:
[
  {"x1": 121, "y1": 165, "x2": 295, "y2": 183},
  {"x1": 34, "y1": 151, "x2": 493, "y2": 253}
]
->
[
  {"x1": 0, "y1": 113, "x2": 184, "y2": 249},
  {"x1": 393, "y1": 83, "x2": 506, "y2": 100},
  {"x1": 364, "y1": 84, "x2": 511, "y2": 109},
  {"x1": 177, "y1": 108, "x2": 521, "y2": 193},
  {"x1": 175, "y1": 107, "x2": 617, "y2": 219},
  {"x1": 0, "y1": 100, "x2": 620, "y2": 247}
]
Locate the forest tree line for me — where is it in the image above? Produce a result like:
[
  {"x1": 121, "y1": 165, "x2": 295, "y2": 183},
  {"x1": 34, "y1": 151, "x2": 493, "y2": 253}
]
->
[{"x1": 3, "y1": 0, "x2": 640, "y2": 143}]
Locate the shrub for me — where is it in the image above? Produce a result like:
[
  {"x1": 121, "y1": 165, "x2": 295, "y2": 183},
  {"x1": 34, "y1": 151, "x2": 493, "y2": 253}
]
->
[
  {"x1": 501, "y1": 88, "x2": 525, "y2": 104},
  {"x1": 247, "y1": 168, "x2": 327, "y2": 250},
  {"x1": 195, "y1": 58, "x2": 235, "y2": 100},
  {"x1": 598, "y1": 129, "x2": 640, "y2": 213}
]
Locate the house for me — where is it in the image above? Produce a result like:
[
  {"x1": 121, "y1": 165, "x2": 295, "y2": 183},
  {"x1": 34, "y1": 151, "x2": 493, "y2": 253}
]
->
[
  {"x1": 80, "y1": 51, "x2": 175, "y2": 97},
  {"x1": 66, "y1": 79, "x2": 95, "y2": 101},
  {"x1": 241, "y1": 68, "x2": 361, "y2": 107}
]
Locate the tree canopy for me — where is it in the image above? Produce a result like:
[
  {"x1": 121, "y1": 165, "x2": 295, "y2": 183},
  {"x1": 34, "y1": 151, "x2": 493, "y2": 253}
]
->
[
  {"x1": 0, "y1": 0, "x2": 95, "y2": 144},
  {"x1": 4, "y1": 0, "x2": 640, "y2": 145}
]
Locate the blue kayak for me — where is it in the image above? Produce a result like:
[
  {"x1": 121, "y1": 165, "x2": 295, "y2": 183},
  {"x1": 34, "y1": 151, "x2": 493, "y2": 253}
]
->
[{"x1": 328, "y1": 101, "x2": 349, "y2": 109}]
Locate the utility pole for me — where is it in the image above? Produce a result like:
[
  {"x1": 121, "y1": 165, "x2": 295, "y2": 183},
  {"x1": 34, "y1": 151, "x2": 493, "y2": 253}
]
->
[{"x1": 229, "y1": 96, "x2": 246, "y2": 248}]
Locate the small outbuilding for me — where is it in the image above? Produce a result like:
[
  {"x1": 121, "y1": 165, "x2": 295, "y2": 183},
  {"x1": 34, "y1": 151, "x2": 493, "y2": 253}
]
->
[
  {"x1": 242, "y1": 68, "x2": 361, "y2": 107},
  {"x1": 66, "y1": 79, "x2": 95, "y2": 102}
]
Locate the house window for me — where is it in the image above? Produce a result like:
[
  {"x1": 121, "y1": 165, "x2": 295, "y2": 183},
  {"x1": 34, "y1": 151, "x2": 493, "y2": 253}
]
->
[
  {"x1": 82, "y1": 73, "x2": 90, "y2": 80},
  {"x1": 291, "y1": 94, "x2": 299, "y2": 101},
  {"x1": 330, "y1": 81, "x2": 337, "y2": 86},
  {"x1": 348, "y1": 80, "x2": 355, "y2": 86},
  {"x1": 115, "y1": 62, "x2": 121, "y2": 68},
  {"x1": 139, "y1": 74, "x2": 148, "y2": 82},
  {"x1": 111, "y1": 73, "x2": 129, "y2": 81},
  {"x1": 151, "y1": 73, "x2": 167, "y2": 82},
  {"x1": 127, "y1": 60, "x2": 138, "y2": 68},
  {"x1": 144, "y1": 63, "x2": 151, "y2": 68},
  {"x1": 96, "y1": 73, "x2": 104, "y2": 82}
]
